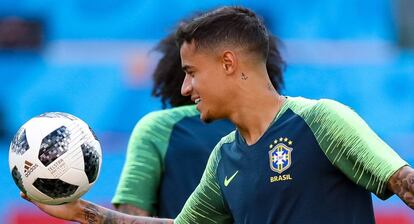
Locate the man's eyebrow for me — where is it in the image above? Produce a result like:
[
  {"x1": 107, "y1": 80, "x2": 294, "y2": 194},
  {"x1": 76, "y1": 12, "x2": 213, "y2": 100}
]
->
[{"x1": 182, "y1": 65, "x2": 193, "y2": 72}]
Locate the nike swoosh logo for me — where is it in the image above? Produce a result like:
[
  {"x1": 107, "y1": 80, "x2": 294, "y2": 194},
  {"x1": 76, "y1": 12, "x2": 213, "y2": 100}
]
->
[{"x1": 224, "y1": 170, "x2": 239, "y2": 187}]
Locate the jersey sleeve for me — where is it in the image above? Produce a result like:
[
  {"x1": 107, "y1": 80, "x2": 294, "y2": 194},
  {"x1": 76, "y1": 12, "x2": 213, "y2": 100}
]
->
[
  {"x1": 175, "y1": 138, "x2": 233, "y2": 224},
  {"x1": 111, "y1": 112, "x2": 169, "y2": 214},
  {"x1": 304, "y1": 99, "x2": 408, "y2": 200}
]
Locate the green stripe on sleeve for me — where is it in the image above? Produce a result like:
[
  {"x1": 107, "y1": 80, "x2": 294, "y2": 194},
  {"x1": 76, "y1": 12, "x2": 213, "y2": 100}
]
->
[{"x1": 287, "y1": 97, "x2": 407, "y2": 199}]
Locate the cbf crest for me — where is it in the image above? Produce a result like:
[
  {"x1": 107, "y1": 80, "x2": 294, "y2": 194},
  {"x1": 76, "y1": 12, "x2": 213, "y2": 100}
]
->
[{"x1": 268, "y1": 137, "x2": 293, "y2": 174}]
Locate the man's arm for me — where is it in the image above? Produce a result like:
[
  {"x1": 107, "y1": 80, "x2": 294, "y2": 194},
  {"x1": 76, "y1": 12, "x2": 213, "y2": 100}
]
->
[
  {"x1": 297, "y1": 99, "x2": 408, "y2": 199},
  {"x1": 115, "y1": 204, "x2": 151, "y2": 216},
  {"x1": 22, "y1": 194, "x2": 172, "y2": 224},
  {"x1": 112, "y1": 112, "x2": 171, "y2": 215},
  {"x1": 387, "y1": 165, "x2": 414, "y2": 209},
  {"x1": 80, "y1": 201, "x2": 172, "y2": 224}
]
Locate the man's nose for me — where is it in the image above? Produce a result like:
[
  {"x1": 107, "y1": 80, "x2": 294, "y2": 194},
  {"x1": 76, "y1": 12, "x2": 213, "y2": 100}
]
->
[{"x1": 181, "y1": 75, "x2": 192, "y2": 96}]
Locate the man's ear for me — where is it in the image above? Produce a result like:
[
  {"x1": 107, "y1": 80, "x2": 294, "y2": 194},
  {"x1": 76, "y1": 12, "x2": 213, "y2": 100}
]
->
[{"x1": 222, "y1": 50, "x2": 237, "y2": 74}]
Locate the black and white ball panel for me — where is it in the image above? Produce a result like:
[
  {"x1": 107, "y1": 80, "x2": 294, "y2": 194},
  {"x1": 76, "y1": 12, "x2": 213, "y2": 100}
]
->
[
  {"x1": 33, "y1": 178, "x2": 79, "y2": 199},
  {"x1": 81, "y1": 143, "x2": 100, "y2": 184},
  {"x1": 38, "y1": 126, "x2": 71, "y2": 167},
  {"x1": 11, "y1": 128, "x2": 29, "y2": 155},
  {"x1": 11, "y1": 166, "x2": 27, "y2": 195}
]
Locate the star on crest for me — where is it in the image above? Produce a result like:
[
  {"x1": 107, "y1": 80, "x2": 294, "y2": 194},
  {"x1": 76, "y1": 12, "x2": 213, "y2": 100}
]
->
[{"x1": 270, "y1": 137, "x2": 294, "y2": 150}]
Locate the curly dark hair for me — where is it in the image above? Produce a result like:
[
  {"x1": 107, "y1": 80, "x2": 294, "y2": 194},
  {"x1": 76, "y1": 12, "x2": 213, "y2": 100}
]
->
[
  {"x1": 151, "y1": 32, "x2": 191, "y2": 108},
  {"x1": 152, "y1": 9, "x2": 285, "y2": 108}
]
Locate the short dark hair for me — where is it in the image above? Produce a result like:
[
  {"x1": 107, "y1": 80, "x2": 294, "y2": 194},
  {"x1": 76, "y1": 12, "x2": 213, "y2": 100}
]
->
[
  {"x1": 176, "y1": 6, "x2": 270, "y2": 60},
  {"x1": 152, "y1": 8, "x2": 285, "y2": 108}
]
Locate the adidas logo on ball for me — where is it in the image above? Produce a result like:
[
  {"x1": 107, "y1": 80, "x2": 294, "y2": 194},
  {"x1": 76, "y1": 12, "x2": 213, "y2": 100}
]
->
[{"x1": 24, "y1": 160, "x2": 38, "y2": 178}]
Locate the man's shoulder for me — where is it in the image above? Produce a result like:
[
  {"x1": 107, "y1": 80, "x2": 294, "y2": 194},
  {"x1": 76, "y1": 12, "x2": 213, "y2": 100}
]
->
[
  {"x1": 147, "y1": 104, "x2": 198, "y2": 118},
  {"x1": 286, "y1": 96, "x2": 360, "y2": 136},
  {"x1": 215, "y1": 130, "x2": 237, "y2": 149},
  {"x1": 137, "y1": 105, "x2": 199, "y2": 128},
  {"x1": 286, "y1": 96, "x2": 348, "y2": 116},
  {"x1": 203, "y1": 131, "x2": 237, "y2": 176}
]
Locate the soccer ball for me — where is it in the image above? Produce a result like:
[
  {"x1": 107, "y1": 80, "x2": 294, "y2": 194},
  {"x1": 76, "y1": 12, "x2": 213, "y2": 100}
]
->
[{"x1": 9, "y1": 112, "x2": 102, "y2": 205}]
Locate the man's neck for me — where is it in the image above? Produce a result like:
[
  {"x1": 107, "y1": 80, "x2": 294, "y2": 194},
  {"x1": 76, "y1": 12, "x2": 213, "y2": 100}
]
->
[{"x1": 230, "y1": 91, "x2": 285, "y2": 146}]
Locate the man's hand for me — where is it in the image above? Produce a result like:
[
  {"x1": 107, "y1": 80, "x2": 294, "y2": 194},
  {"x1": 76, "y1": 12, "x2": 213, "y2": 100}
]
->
[
  {"x1": 20, "y1": 192, "x2": 98, "y2": 222},
  {"x1": 21, "y1": 193, "x2": 80, "y2": 220},
  {"x1": 387, "y1": 165, "x2": 414, "y2": 209},
  {"x1": 20, "y1": 192, "x2": 174, "y2": 224}
]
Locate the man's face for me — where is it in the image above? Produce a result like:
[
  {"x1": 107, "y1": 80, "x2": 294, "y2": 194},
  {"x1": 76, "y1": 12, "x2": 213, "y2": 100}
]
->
[{"x1": 180, "y1": 41, "x2": 229, "y2": 123}]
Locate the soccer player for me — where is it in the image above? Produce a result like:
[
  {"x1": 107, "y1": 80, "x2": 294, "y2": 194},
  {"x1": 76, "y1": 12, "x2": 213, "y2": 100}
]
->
[
  {"x1": 113, "y1": 19, "x2": 285, "y2": 217},
  {"x1": 21, "y1": 6, "x2": 414, "y2": 224},
  {"x1": 111, "y1": 33, "x2": 235, "y2": 217}
]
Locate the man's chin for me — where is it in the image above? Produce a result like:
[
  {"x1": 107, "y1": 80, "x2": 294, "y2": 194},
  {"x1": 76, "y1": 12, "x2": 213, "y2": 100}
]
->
[
  {"x1": 199, "y1": 111, "x2": 214, "y2": 124},
  {"x1": 202, "y1": 117, "x2": 213, "y2": 124}
]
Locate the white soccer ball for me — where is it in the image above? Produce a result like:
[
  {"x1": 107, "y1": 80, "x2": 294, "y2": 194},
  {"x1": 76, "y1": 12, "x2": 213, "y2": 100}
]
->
[{"x1": 9, "y1": 112, "x2": 102, "y2": 205}]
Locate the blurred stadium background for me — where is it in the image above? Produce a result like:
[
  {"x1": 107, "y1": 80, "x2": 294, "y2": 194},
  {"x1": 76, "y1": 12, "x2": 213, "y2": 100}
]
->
[{"x1": 1, "y1": 0, "x2": 413, "y2": 223}]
